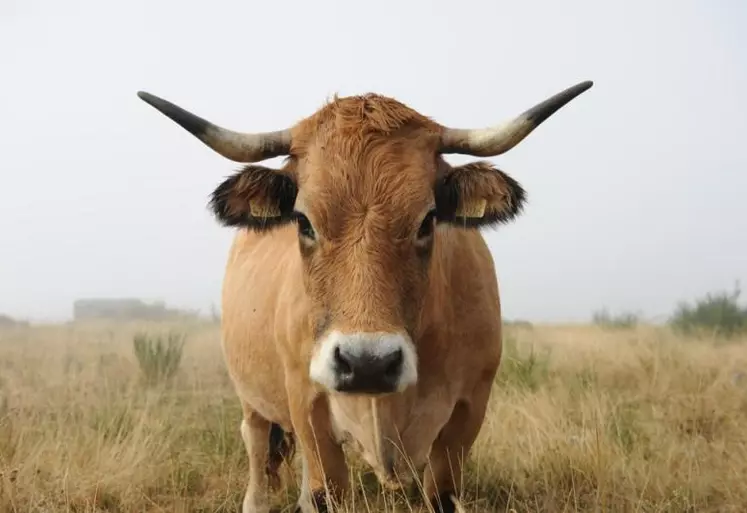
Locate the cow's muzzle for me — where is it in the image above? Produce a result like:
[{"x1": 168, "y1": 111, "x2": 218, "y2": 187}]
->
[{"x1": 309, "y1": 331, "x2": 418, "y2": 395}]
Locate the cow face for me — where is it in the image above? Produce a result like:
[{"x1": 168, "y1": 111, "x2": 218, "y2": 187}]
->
[{"x1": 137, "y1": 82, "x2": 593, "y2": 395}]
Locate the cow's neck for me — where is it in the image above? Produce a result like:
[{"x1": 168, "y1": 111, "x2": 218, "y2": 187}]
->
[{"x1": 327, "y1": 391, "x2": 414, "y2": 486}]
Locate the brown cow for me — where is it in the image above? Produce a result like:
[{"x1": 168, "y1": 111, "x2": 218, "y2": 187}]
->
[{"x1": 137, "y1": 80, "x2": 593, "y2": 513}]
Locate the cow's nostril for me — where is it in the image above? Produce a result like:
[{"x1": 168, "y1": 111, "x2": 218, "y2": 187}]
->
[
  {"x1": 333, "y1": 346, "x2": 353, "y2": 375},
  {"x1": 383, "y1": 348, "x2": 404, "y2": 377}
]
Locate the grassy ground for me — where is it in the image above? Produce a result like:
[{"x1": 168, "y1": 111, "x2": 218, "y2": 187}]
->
[{"x1": 1, "y1": 321, "x2": 746, "y2": 512}]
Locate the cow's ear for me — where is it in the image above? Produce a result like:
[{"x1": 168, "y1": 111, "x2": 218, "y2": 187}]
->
[
  {"x1": 209, "y1": 165, "x2": 297, "y2": 230},
  {"x1": 434, "y1": 161, "x2": 526, "y2": 228}
]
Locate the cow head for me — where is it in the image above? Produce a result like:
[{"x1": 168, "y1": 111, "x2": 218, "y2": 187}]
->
[{"x1": 137, "y1": 81, "x2": 592, "y2": 395}]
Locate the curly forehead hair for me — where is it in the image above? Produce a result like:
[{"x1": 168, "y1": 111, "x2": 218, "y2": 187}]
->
[{"x1": 289, "y1": 93, "x2": 442, "y2": 157}]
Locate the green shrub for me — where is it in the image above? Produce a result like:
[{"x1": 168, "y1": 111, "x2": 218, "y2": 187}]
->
[
  {"x1": 496, "y1": 335, "x2": 550, "y2": 391},
  {"x1": 592, "y1": 308, "x2": 640, "y2": 329},
  {"x1": 132, "y1": 331, "x2": 186, "y2": 386},
  {"x1": 669, "y1": 282, "x2": 747, "y2": 338}
]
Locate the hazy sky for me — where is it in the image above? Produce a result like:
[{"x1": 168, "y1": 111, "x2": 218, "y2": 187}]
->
[{"x1": 1, "y1": 0, "x2": 745, "y2": 323}]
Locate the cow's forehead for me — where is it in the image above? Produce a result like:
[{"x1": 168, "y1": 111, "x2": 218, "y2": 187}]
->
[
  {"x1": 290, "y1": 93, "x2": 442, "y2": 156},
  {"x1": 289, "y1": 94, "x2": 443, "y2": 224},
  {"x1": 295, "y1": 145, "x2": 437, "y2": 240}
]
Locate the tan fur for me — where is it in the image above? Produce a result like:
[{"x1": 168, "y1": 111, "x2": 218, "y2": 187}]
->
[{"x1": 220, "y1": 94, "x2": 508, "y2": 513}]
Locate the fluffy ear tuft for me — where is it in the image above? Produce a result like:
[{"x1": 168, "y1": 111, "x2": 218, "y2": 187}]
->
[
  {"x1": 435, "y1": 161, "x2": 527, "y2": 228},
  {"x1": 209, "y1": 165, "x2": 297, "y2": 230}
]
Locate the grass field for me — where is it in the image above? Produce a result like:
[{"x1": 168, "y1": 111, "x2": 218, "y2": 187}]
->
[{"x1": 1, "y1": 321, "x2": 746, "y2": 512}]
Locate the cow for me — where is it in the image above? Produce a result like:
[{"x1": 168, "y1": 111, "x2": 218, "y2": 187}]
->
[{"x1": 137, "y1": 80, "x2": 593, "y2": 513}]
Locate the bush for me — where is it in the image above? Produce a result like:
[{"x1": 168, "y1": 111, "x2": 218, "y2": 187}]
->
[
  {"x1": 132, "y1": 331, "x2": 186, "y2": 386},
  {"x1": 496, "y1": 335, "x2": 550, "y2": 391},
  {"x1": 669, "y1": 282, "x2": 747, "y2": 338},
  {"x1": 592, "y1": 308, "x2": 640, "y2": 329}
]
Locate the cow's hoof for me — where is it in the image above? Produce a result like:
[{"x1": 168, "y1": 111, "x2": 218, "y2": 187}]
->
[
  {"x1": 294, "y1": 489, "x2": 328, "y2": 513},
  {"x1": 429, "y1": 491, "x2": 458, "y2": 513}
]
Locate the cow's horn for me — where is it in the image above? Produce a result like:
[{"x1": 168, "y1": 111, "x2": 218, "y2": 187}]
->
[
  {"x1": 137, "y1": 91, "x2": 291, "y2": 163},
  {"x1": 440, "y1": 80, "x2": 593, "y2": 157}
]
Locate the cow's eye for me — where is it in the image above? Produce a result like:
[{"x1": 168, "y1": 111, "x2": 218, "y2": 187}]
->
[
  {"x1": 294, "y1": 212, "x2": 316, "y2": 240},
  {"x1": 416, "y1": 209, "x2": 436, "y2": 240}
]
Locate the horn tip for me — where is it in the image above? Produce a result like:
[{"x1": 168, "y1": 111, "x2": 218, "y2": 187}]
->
[
  {"x1": 136, "y1": 91, "x2": 162, "y2": 111},
  {"x1": 578, "y1": 80, "x2": 594, "y2": 92},
  {"x1": 136, "y1": 90, "x2": 161, "y2": 107},
  {"x1": 565, "y1": 80, "x2": 594, "y2": 97},
  {"x1": 135, "y1": 90, "x2": 212, "y2": 139},
  {"x1": 523, "y1": 79, "x2": 595, "y2": 126}
]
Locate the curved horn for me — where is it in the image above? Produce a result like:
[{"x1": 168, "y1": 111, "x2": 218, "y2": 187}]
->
[
  {"x1": 440, "y1": 80, "x2": 593, "y2": 157},
  {"x1": 137, "y1": 91, "x2": 291, "y2": 163}
]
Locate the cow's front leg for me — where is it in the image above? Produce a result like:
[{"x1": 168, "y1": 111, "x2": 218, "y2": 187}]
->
[
  {"x1": 290, "y1": 393, "x2": 349, "y2": 513},
  {"x1": 239, "y1": 404, "x2": 273, "y2": 513},
  {"x1": 423, "y1": 380, "x2": 492, "y2": 513}
]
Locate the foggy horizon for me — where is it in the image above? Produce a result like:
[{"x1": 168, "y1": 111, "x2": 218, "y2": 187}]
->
[{"x1": 2, "y1": 0, "x2": 745, "y2": 324}]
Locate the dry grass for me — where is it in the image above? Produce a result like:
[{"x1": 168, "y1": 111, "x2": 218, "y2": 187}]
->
[{"x1": 1, "y1": 321, "x2": 747, "y2": 513}]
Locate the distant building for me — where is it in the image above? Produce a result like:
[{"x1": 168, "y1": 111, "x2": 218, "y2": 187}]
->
[
  {"x1": 0, "y1": 313, "x2": 28, "y2": 328},
  {"x1": 72, "y1": 298, "x2": 198, "y2": 322}
]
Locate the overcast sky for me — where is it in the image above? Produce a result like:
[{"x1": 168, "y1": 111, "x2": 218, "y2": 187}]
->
[{"x1": 1, "y1": 0, "x2": 745, "y2": 323}]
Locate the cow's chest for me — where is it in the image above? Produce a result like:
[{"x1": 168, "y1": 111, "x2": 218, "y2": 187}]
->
[{"x1": 327, "y1": 388, "x2": 456, "y2": 485}]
